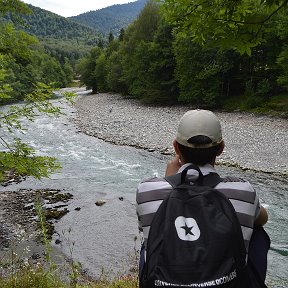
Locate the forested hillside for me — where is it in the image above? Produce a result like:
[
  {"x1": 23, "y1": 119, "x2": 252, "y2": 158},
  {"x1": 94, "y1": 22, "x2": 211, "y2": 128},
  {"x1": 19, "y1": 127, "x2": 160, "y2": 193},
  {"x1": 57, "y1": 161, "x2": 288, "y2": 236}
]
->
[
  {"x1": 3, "y1": 5, "x2": 104, "y2": 66},
  {"x1": 0, "y1": 3, "x2": 75, "y2": 104},
  {"x1": 70, "y1": 0, "x2": 148, "y2": 35}
]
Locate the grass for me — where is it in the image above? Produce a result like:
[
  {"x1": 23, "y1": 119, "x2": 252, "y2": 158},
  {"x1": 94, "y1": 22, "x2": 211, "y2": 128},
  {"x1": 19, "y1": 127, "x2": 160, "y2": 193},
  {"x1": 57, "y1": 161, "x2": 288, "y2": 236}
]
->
[
  {"x1": 0, "y1": 242, "x2": 138, "y2": 288},
  {"x1": 0, "y1": 264, "x2": 138, "y2": 288},
  {"x1": 250, "y1": 94, "x2": 288, "y2": 116},
  {"x1": 222, "y1": 93, "x2": 288, "y2": 118},
  {"x1": 67, "y1": 80, "x2": 82, "y2": 88}
]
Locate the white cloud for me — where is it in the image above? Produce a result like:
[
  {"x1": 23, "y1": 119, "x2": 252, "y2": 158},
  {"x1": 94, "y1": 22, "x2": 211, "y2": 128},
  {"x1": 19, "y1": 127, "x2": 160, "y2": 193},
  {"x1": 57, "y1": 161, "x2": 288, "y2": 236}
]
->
[{"x1": 22, "y1": 0, "x2": 137, "y2": 17}]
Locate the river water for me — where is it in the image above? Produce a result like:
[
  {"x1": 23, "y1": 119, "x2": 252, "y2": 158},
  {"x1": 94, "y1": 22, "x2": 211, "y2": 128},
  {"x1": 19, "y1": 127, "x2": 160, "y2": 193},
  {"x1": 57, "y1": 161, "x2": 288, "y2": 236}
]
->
[{"x1": 0, "y1": 99, "x2": 287, "y2": 287}]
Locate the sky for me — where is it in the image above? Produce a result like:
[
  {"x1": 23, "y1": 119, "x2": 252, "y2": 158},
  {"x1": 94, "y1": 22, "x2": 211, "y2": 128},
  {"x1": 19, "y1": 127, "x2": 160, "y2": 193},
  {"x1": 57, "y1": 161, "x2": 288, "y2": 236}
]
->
[{"x1": 22, "y1": 0, "x2": 138, "y2": 17}]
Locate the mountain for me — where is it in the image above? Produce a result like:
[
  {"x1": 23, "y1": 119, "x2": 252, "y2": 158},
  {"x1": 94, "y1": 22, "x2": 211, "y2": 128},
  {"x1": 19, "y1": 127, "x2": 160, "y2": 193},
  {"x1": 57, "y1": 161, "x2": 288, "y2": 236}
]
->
[
  {"x1": 69, "y1": 0, "x2": 148, "y2": 35},
  {"x1": 1, "y1": 1, "x2": 148, "y2": 64},
  {"x1": 19, "y1": 5, "x2": 102, "y2": 40},
  {"x1": 2, "y1": 5, "x2": 104, "y2": 64}
]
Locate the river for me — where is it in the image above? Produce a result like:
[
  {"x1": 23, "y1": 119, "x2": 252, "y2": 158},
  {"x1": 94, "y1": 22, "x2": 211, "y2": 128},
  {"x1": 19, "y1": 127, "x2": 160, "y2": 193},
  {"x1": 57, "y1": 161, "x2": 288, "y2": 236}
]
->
[{"x1": 0, "y1": 97, "x2": 287, "y2": 287}]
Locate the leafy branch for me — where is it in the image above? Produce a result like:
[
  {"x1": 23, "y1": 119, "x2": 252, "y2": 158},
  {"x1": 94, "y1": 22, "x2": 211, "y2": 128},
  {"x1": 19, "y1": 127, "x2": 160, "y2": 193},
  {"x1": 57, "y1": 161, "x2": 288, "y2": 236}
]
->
[
  {"x1": 160, "y1": 0, "x2": 288, "y2": 54},
  {"x1": 214, "y1": 0, "x2": 288, "y2": 25},
  {"x1": 0, "y1": 81, "x2": 75, "y2": 182}
]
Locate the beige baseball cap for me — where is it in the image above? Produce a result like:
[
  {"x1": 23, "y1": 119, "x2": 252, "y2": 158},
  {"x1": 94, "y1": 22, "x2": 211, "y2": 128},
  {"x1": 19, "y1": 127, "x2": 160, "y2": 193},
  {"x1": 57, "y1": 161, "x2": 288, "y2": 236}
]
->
[{"x1": 176, "y1": 110, "x2": 223, "y2": 148}]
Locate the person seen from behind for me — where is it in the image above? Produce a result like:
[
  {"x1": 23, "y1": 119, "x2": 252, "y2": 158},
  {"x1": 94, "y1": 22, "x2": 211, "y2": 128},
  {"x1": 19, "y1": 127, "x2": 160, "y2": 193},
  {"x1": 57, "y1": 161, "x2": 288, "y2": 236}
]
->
[{"x1": 136, "y1": 109, "x2": 270, "y2": 287}]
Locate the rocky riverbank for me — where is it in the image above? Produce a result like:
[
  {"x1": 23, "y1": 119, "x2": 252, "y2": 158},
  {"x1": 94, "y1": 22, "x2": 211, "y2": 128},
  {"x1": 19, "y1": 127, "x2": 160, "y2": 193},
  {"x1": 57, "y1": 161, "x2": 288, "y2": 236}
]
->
[
  {"x1": 74, "y1": 92, "x2": 288, "y2": 176},
  {"x1": 0, "y1": 188, "x2": 73, "y2": 273}
]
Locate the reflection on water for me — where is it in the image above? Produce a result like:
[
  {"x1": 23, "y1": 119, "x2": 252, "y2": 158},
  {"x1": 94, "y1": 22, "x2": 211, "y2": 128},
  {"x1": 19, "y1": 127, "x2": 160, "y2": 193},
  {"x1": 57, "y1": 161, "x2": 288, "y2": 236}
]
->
[{"x1": 0, "y1": 101, "x2": 287, "y2": 287}]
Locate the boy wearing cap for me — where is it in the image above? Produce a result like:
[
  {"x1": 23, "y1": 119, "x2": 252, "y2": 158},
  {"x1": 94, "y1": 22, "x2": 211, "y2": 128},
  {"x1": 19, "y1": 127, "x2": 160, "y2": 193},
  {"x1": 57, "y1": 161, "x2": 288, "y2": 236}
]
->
[{"x1": 136, "y1": 109, "x2": 269, "y2": 283}]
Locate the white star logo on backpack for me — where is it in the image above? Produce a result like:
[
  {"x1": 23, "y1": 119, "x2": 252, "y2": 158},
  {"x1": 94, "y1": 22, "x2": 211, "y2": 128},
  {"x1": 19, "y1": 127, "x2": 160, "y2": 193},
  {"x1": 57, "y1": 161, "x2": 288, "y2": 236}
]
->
[{"x1": 175, "y1": 216, "x2": 201, "y2": 241}]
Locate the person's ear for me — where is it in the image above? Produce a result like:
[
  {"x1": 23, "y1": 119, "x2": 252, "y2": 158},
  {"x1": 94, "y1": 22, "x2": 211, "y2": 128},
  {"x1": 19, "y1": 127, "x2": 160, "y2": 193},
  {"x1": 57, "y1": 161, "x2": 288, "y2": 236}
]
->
[
  {"x1": 217, "y1": 141, "x2": 225, "y2": 156},
  {"x1": 173, "y1": 139, "x2": 185, "y2": 165},
  {"x1": 173, "y1": 139, "x2": 180, "y2": 155}
]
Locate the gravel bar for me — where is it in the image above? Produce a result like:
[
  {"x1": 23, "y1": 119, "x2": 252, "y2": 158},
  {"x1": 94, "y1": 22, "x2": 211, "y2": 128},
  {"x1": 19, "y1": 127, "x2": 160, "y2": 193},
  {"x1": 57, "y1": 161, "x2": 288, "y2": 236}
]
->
[{"x1": 73, "y1": 91, "x2": 288, "y2": 176}]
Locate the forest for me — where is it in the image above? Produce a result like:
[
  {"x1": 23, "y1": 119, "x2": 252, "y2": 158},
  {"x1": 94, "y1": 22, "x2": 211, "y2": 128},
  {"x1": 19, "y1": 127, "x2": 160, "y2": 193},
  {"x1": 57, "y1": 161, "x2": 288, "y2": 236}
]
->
[
  {"x1": 0, "y1": 5, "x2": 76, "y2": 103},
  {"x1": 1, "y1": 0, "x2": 288, "y2": 113},
  {"x1": 77, "y1": 0, "x2": 288, "y2": 116},
  {"x1": 2, "y1": 4, "x2": 104, "y2": 70}
]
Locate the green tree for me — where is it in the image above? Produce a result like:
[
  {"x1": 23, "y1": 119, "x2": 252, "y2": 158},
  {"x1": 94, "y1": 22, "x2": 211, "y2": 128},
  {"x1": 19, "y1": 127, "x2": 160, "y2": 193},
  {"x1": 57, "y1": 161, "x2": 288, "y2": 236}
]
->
[
  {"x1": 108, "y1": 31, "x2": 114, "y2": 43},
  {"x1": 0, "y1": 0, "x2": 30, "y2": 16},
  {"x1": 120, "y1": 0, "x2": 161, "y2": 96},
  {"x1": 174, "y1": 34, "x2": 233, "y2": 107},
  {"x1": 0, "y1": 20, "x2": 74, "y2": 102},
  {"x1": 95, "y1": 52, "x2": 108, "y2": 92},
  {"x1": 92, "y1": 0, "x2": 177, "y2": 104},
  {"x1": 274, "y1": 10, "x2": 288, "y2": 90},
  {"x1": 0, "y1": 1, "x2": 75, "y2": 182},
  {"x1": 77, "y1": 47, "x2": 102, "y2": 93},
  {"x1": 127, "y1": 19, "x2": 178, "y2": 104},
  {"x1": 159, "y1": 0, "x2": 288, "y2": 55},
  {"x1": 106, "y1": 50, "x2": 127, "y2": 94},
  {"x1": 119, "y1": 28, "x2": 125, "y2": 41},
  {"x1": 277, "y1": 46, "x2": 288, "y2": 88}
]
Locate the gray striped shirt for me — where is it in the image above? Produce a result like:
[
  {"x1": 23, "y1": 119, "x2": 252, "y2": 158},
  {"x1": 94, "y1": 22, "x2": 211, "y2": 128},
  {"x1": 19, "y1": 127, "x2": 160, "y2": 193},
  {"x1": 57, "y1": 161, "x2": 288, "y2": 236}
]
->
[{"x1": 136, "y1": 164, "x2": 261, "y2": 254}]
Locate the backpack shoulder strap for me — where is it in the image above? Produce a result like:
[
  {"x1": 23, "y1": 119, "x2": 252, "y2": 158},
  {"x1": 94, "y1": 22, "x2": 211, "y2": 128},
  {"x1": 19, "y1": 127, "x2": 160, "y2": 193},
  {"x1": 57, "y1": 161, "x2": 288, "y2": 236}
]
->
[
  {"x1": 201, "y1": 172, "x2": 222, "y2": 188},
  {"x1": 164, "y1": 164, "x2": 222, "y2": 188},
  {"x1": 164, "y1": 172, "x2": 182, "y2": 188}
]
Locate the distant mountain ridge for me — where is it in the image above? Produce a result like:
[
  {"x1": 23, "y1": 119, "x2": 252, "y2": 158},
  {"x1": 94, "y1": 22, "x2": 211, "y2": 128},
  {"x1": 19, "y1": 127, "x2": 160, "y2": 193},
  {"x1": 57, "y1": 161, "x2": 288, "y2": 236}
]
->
[
  {"x1": 1, "y1": 0, "x2": 148, "y2": 64},
  {"x1": 5, "y1": 4, "x2": 103, "y2": 45},
  {"x1": 1, "y1": 4, "x2": 105, "y2": 64},
  {"x1": 69, "y1": 0, "x2": 148, "y2": 35}
]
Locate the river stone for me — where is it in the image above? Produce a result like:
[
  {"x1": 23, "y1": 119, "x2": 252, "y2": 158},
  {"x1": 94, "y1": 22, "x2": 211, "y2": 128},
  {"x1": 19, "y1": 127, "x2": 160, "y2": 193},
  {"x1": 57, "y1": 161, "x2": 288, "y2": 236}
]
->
[{"x1": 95, "y1": 200, "x2": 107, "y2": 206}]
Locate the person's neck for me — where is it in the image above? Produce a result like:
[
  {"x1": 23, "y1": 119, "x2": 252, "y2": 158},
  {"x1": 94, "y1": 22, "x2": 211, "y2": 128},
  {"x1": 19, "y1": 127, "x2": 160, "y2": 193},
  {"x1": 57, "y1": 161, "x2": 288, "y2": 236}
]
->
[{"x1": 182, "y1": 161, "x2": 216, "y2": 167}]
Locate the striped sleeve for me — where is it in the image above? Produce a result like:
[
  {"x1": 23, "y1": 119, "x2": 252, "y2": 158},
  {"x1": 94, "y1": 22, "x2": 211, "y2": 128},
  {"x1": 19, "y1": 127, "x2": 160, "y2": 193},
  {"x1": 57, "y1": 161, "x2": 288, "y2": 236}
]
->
[
  {"x1": 216, "y1": 179, "x2": 260, "y2": 252},
  {"x1": 136, "y1": 177, "x2": 172, "y2": 244}
]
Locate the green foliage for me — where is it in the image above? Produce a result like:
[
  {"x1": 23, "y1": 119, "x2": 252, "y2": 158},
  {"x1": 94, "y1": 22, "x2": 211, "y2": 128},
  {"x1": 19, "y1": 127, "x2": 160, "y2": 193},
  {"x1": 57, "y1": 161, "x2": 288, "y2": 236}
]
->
[
  {"x1": 173, "y1": 34, "x2": 233, "y2": 107},
  {"x1": 119, "y1": 28, "x2": 125, "y2": 41},
  {"x1": 0, "y1": 148, "x2": 61, "y2": 182},
  {"x1": 108, "y1": 32, "x2": 114, "y2": 43},
  {"x1": 95, "y1": 53, "x2": 108, "y2": 92},
  {"x1": 117, "y1": 0, "x2": 178, "y2": 104},
  {"x1": 0, "y1": 82, "x2": 75, "y2": 181},
  {"x1": 0, "y1": 21, "x2": 38, "y2": 60},
  {"x1": 0, "y1": 264, "x2": 138, "y2": 288},
  {"x1": 2, "y1": 4, "x2": 104, "y2": 67},
  {"x1": 106, "y1": 50, "x2": 127, "y2": 94},
  {"x1": 0, "y1": 2, "x2": 76, "y2": 182},
  {"x1": 77, "y1": 47, "x2": 102, "y2": 93},
  {"x1": 114, "y1": 0, "x2": 161, "y2": 94},
  {"x1": 77, "y1": 0, "x2": 171, "y2": 103},
  {"x1": 261, "y1": 94, "x2": 288, "y2": 113},
  {"x1": 256, "y1": 79, "x2": 272, "y2": 98},
  {"x1": 223, "y1": 92, "x2": 288, "y2": 117},
  {"x1": 0, "y1": 50, "x2": 74, "y2": 103},
  {"x1": 75, "y1": 0, "x2": 288, "y2": 112},
  {"x1": 129, "y1": 0, "x2": 161, "y2": 43},
  {"x1": 0, "y1": 0, "x2": 31, "y2": 16},
  {"x1": 19, "y1": 5, "x2": 101, "y2": 41},
  {"x1": 277, "y1": 45, "x2": 288, "y2": 88},
  {"x1": 0, "y1": 265, "x2": 66, "y2": 288},
  {"x1": 0, "y1": 19, "x2": 75, "y2": 102},
  {"x1": 159, "y1": 0, "x2": 288, "y2": 55},
  {"x1": 244, "y1": 78, "x2": 273, "y2": 108}
]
